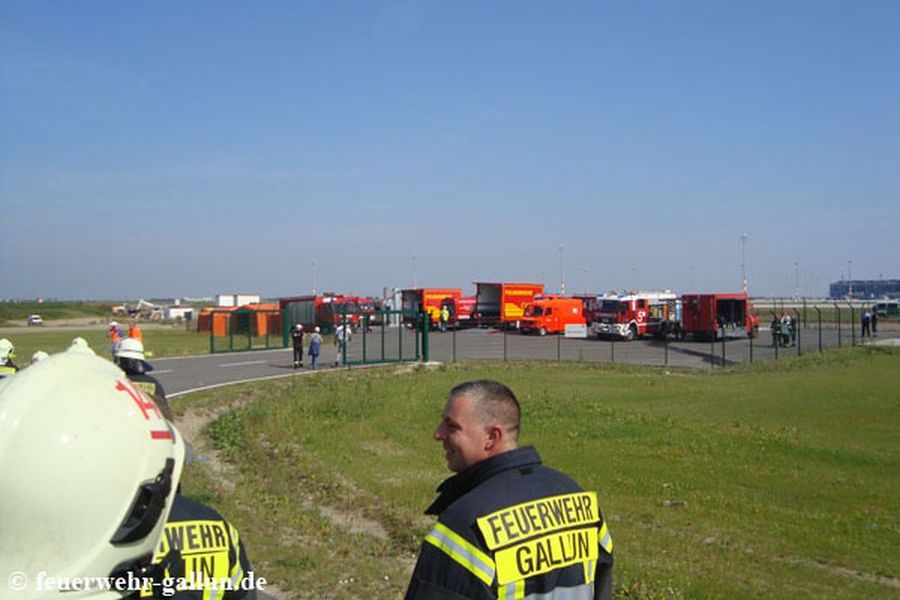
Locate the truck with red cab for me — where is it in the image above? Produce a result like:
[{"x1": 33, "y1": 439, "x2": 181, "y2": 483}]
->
[
  {"x1": 439, "y1": 295, "x2": 477, "y2": 328},
  {"x1": 519, "y1": 295, "x2": 586, "y2": 335},
  {"x1": 590, "y1": 291, "x2": 679, "y2": 340}
]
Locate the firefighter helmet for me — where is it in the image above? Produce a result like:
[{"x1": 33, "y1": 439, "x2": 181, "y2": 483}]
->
[
  {"x1": 0, "y1": 339, "x2": 13, "y2": 365},
  {"x1": 115, "y1": 337, "x2": 151, "y2": 374},
  {"x1": 31, "y1": 350, "x2": 49, "y2": 364},
  {"x1": 0, "y1": 349, "x2": 185, "y2": 597},
  {"x1": 70, "y1": 336, "x2": 96, "y2": 355}
]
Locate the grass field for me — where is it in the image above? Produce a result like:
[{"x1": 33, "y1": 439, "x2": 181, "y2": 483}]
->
[
  {"x1": 0, "y1": 300, "x2": 115, "y2": 323},
  {"x1": 171, "y1": 346, "x2": 900, "y2": 599},
  {"x1": 4, "y1": 326, "x2": 210, "y2": 360}
]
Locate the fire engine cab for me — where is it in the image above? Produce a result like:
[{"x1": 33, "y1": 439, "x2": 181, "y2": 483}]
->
[{"x1": 590, "y1": 291, "x2": 679, "y2": 341}]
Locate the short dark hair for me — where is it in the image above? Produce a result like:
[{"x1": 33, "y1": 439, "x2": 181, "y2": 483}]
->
[{"x1": 449, "y1": 380, "x2": 520, "y2": 440}]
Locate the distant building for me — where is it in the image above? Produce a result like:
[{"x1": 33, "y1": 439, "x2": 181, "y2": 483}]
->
[
  {"x1": 215, "y1": 293, "x2": 261, "y2": 307},
  {"x1": 829, "y1": 279, "x2": 900, "y2": 299}
]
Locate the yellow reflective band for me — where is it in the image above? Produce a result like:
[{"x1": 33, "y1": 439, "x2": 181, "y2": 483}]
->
[
  {"x1": 599, "y1": 521, "x2": 613, "y2": 554},
  {"x1": 477, "y1": 492, "x2": 599, "y2": 550},
  {"x1": 583, "y1": 559, "x2": 596, "y2": 584},
  {"x1": 132, "y1": 380, "x2": 158, "y2": 395},
  {"x1": 494, "y1": 527, "x2": 598, "y2": 586},
  {"x1": 425, "y1": 522, "x2": 496, "y2": 587},
  {"x1": 498, "y1": 578, "x2": 525, "y2": 599}
]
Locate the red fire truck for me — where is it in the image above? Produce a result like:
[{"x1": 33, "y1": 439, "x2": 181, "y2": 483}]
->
[
  {"x1": 473, "y1": 282, "x2": 544, "y2": 328},
  {"x1": 280, "y1": 294, "x2": 369, "y2": 332},
  {"x1": 590, "y1": 291, "x2": 679, "y2": 340},
  {"x1": 520, "y1": 295, "x2": 586, "y2": 335},
  {"x1": 681, "y1": 293, "x2": 760, "y2": 340},
  {"x1": 401, "y1": 288, "x2": 462, "y2": 326}
]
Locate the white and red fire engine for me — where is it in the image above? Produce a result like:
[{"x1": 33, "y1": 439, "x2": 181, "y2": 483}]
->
[{"x1": 589, "y1": 291, "x2": 679, "y2": 340}]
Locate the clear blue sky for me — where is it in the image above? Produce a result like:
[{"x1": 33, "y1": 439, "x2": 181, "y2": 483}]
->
[{"x1": 2, "y1": 1, "x2": 897, "y2": 300}]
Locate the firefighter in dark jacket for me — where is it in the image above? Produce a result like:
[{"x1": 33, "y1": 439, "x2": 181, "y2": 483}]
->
[
  {"x1": 291, "y1": 324, "x2": 304, "y2": 368},
  {"x1": 116, "y1": 336, "x2": 174, "y2": 421},
  {"x1": 405, "y1": 380, "x2": 614, "y2": 600},
  {"x1": 0, "y1": 349, "x2": 259, "y2": 600}
]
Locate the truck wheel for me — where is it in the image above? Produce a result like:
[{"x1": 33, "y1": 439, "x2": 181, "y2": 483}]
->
[
  {"x1": 624, "y1": 326, "x2": 636, "y2": 341},
  {"x1": 539, "y1": 327, "x2": 547, "y2": 336}
]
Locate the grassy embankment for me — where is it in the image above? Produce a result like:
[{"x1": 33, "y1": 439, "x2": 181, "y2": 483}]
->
[{"x1": 173, "y1": 346, "x2": 900, "y2": 599}]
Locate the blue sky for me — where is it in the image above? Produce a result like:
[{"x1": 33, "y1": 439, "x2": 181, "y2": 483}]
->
[{"x1": 1, "y1": 1, "x2": 897, "y2": 300}]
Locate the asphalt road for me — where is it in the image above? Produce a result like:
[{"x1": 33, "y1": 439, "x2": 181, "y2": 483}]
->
[{"x1": 154, "y1": 326, "x2": 898, "y2": 398}]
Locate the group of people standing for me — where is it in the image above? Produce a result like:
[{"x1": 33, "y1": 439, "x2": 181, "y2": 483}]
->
[
  {"x1": 861, "y1": 308, "x2": 879, "y2": 338},
  {"x1": 291, "y1": 322, "x2": 353, "y2": 369},
  {"x1": 770, "y1": 314, "x2": 798, "y2": 347}
]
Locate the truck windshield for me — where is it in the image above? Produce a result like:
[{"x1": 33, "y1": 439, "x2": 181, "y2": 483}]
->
[
  {"x1": 597, "y1": 300, "x2": 621, "y2": 313},
  {"x1": 524, "y1": 305, "x2": 543, "y2": 317}
]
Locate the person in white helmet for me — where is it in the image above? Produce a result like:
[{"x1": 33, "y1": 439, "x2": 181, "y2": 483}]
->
[
  {"x1": 0, "y1": 338, "x2": 18, "y2": 378},
  {"x1": 0, "y1": 348, "x2": 259, "y2": 599},
  {"x1": 115, "y1": 337, "x2": 173, "y2": 421},
  {"x1": 308, "y1": 326, "x2": 323, "y2": 370},
  {"x1": 30, "y1": 350, "x2": 49, "y2": 364},
  {"x1": 291, "y1": 323, "x2": 304, "y2": 369}
]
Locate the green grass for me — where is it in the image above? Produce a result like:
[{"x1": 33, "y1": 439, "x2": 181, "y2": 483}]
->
[
  {"x1": 174, "y1": 347, "x2": 900, "y2": 599},
  {"x1": 0, "y1": 300, "x2": 115, "y2": 323},
  {"x1": 4, "y1": 326, "x2": 210, "y2": 360}
]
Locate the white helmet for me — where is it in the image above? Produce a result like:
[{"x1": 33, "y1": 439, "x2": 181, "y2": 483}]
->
[
  {"x1": 0, "y1": 338, "x2": 14, "y2": 365},
  {"x1": 295, "y1": 323, "x2": 303, "y2": 330},
  {"x1": 0, "y1": 348, "x2": 185, "y2": 598},
  {"x1": 116, "y1": 337, "x2": 145, "y2": 361},
  {"x1": 71, "y1": 337, "x2": 96, "y2": 355},
  {"x1": 31, "y1": 350, "x2": 49, "y2": 364}
]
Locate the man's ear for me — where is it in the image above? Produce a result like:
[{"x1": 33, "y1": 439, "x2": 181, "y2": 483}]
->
[{"x1": 484, "y1": 424, "x2": 503, "y2": 450}]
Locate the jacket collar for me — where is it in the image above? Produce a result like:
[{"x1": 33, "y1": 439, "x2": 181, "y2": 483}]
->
[{"x1": 425, "y1": 446, "x2": 542, "y2": 515}]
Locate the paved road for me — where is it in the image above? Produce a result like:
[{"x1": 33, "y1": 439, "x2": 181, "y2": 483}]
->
[{"x1": 154, "y1": 326, "x2": 899, "y2": 398}]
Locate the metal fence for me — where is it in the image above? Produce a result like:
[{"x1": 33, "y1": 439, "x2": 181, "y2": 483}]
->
[{"x1": 206, "y1": 303, "x2": 894, "y2": 366}]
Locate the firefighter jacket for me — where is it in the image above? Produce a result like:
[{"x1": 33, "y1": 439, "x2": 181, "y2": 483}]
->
[
  {"x1": 145, "y1": 495, "x2": 256, "y2": 599},
  {"x1": 127, "y1": 372, "x2": 173, "y2": 422},
  {"x1": 405, "y1": 446, "x2": 613, "y2": 600},
  {"x1": 291, "y1": 328, "x2": 304, "y2": 349},
  {"x1": 0, "y1": 363, "x2": 17, "y2": 379}
]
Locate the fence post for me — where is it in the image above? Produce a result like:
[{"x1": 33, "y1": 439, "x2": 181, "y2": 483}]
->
[
  {"x1": 721, "y1": 328, "x2": 726, "y2": 367},
  {"x1": 664, "y1": 334, "x2": 669, "y2": 366},
  {"x1": 793, "y1": 308, "x2": 802, "y2": 357},
  {"x1": 557, "y1": 333, "x2": 561, "y2": 361},
  {"x1": 610, "y1": 337, "x2": 615, "y2": 364},
  {"x1": 710, "y1": 336, "x2": 715, "y2": 369},
  {"x1": 814, "y1": 306, "x2": 822, "y2": 352},
  {"x1": 802, "y1": 298, "x2": 808, "y2": 329},
  {"x1": 362, "y1": 316, "x2": 367, "y2": 363},
  {"x1": 848, "y1": 302, "x2": 856, "y2": 346},
  {"x1": 342, "y1": 313, "x2": 348, "y2": 367},
  {"x1": 503, "y1": 330, "x2": 508, "y2": 362},
  {"x1": 749, "y1": 331, "x2": 753, "y2": 364},
  {"x1": 834, "y1": 303, "x2": 841, "y2": 347},
  {"x1": 422, "y1": 312, "x2": 429, "y2": 362},
  {"x1": 770, "y1": 308, "x2": 779, "y2": 360},
  {"x1": 452, "y1": 329, "x2": 457, "y2": 362}
]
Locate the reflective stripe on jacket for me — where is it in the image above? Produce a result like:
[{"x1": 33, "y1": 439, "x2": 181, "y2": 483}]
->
[{"x1": 405, "y1": 446, "x2": 613, "y2": 600}]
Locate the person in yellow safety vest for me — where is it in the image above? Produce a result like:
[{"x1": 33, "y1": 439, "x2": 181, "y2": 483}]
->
[
  {"x1": 405, "y1": 380, "x2": 614, "y2": 600},
  {"x1": 0, "y1": 348, "x2": 261, "y2": 600},
  {"x1": 440, "y1": 305, "x2": 450, "y2": 332},
  {"x1": 0, "y1": 338, "x2": 18, "y2": 378}
]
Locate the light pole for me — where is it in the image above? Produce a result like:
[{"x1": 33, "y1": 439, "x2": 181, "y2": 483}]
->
[
  {"x1": 740, "y1": 233, "x2": 748, "y2": 293},
  {"x1": 312, "y1": 260, "x2": 317, "y2": 295},
  {"x1": 412, "y1": 255, "x2": 417, "y2": 289},
  {"x1": 848, "y1": 260, "x2": 853, "y2": 299},
  {"x1": 794, "y1": 261, "x2": 800, "y2": 300},
  {"x1": 559, "y1": 245, "x2": 565, "y2": 295}
]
